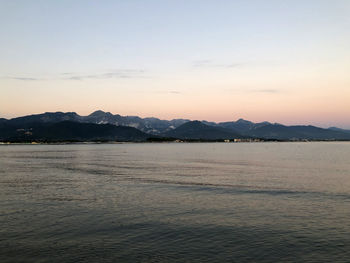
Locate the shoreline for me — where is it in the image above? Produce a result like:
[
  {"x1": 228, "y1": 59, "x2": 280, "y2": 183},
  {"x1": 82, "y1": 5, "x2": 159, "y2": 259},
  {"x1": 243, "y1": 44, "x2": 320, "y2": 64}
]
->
[{"x1": 1, "y1": 140, "x2": 350, "y2": 145}]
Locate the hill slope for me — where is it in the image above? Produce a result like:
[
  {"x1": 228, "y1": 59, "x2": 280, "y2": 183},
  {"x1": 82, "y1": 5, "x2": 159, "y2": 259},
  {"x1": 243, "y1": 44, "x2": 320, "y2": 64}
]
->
[
  {"x1": 0, "y1": 121, "x2": 150, "y2": 142},
  {"x1": 163, "y1": 121, "x2": 243, "y2": 140},
  {"x1": 245, "y1": 124, "x2": 350, "y2": 140}
]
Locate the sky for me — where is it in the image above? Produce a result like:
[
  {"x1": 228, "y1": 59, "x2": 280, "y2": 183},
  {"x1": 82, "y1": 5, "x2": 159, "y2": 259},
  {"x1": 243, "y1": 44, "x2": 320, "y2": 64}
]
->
[{"x1": 1, "y1": 0, "x2": 349, "y2": 128}]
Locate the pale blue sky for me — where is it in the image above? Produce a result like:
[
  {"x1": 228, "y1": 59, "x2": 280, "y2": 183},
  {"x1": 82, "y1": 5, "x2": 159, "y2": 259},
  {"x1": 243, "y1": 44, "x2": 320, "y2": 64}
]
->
[{"x1": 1, "y1": 0, "x2": 349, "y2": 127}]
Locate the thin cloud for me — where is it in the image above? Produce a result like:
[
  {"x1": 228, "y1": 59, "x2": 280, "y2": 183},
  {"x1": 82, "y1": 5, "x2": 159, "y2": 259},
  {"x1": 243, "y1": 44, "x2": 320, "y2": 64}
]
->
[
  {"x1": 192, "y1": 60, "x2": 213, "y2": 67},
  {"x1": 192, "y1": 60, "x2": 244, "y2": 69},
  {"x1": 5, "y1": 77, "x2": 42, "y2": 81},
  {"x1": 3, "y1": 69, "x2": 147, "y2": 82},
  {"x1": 61, "y1": 70, "x2": 146, "y2": 80},
  {"x1": 250, "y1": 89, "x2": 279, "y2": 93},
  {"x1": 151, "y1": 90, "x2": 183, "y2": 95},
  {"x1": 61, "y1": 72, "x2": 74, "y2": 75},
  {"x1": 223, "y1": 88, "x2": 281, "y2": 94}
]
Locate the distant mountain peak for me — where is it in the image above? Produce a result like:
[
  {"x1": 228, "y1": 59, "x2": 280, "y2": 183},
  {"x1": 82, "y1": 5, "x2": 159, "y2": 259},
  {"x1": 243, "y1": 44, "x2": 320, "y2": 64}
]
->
[
  {"x1": 164, "y1": 120, "x2": 243, "y2": 140},
  {"x1": 236, "y1": 118, "x2": 252, "y2": 124},
  {"x1": 178, "y1": 120, "x2": 209, "y2": 129},
  {"x1": 44, "y1": 111, "x2": 78, "y2": 115},
  {"x1": 88, "y1": 110, "x2": 112, "y2": 117},
  {"x1": 189, "y1": 120, "x2": 203, "y2": 125}
]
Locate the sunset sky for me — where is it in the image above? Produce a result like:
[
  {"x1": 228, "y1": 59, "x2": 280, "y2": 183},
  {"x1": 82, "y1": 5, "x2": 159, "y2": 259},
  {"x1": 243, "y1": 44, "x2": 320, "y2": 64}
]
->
[{"x1": 1, "y1": 0, "x2": 349, "y2": 128}]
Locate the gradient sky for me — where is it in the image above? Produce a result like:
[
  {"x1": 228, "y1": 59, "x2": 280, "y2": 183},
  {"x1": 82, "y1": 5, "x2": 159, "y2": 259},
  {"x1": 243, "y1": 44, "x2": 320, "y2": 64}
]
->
[{"x1": 1, "y1": 0, "x2": 349, "y2": 128}]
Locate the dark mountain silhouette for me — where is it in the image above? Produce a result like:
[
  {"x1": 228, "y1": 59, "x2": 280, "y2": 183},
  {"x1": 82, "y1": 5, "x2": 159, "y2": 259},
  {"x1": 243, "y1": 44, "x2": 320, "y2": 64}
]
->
[
  {"x1": 328, "y1": 127, "x2": 350, "y2": 134},
  {"x1": 0, "y1": 121, "x2": 150, "y2": 142},
  {"x1": 244, "y1": 124, "x2": 350, "y2": 140},
  {"x1": 8, "y1": 112, "x2": 82, "y2": 125},
  {"x1": 5, "y1": 111, "x2": 188, "y2": 134},
  {"x1": 163, "y1": 121, "x2": 243, "y2": 140},
  {"x1": 1, "y1": 111, "x2": 350, "y2": 141},
  {"x1": 216, "y1": 118, "x2": 271, "y2": 133}
]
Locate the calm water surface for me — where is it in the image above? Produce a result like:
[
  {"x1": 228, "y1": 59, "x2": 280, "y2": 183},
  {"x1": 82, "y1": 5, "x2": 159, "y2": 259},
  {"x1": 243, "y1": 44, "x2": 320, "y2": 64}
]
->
[{"x1": 1, "y1": 142, "x2": 350, "y2": 262}]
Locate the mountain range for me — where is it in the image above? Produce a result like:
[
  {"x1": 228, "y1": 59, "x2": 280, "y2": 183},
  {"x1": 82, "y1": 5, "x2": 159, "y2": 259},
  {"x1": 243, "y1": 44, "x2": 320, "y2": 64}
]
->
[
  {"x1": 1, "y1": 111, "x2": 350, "y2": 142},
  {"x1": 4, "y1": 110, "x2": 189, "y2": 134}
]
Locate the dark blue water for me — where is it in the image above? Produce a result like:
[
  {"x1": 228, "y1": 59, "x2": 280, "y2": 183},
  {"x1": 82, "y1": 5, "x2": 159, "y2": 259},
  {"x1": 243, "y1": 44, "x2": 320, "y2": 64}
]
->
[{"x1": 1, "y1": 142, "x2": 350, "y2": 262}]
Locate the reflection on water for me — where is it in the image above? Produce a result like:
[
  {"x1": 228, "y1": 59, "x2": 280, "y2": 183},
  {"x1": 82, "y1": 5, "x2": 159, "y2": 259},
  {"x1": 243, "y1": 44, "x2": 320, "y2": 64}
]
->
[{"x1": 1, "y1": 142, "x2": 350, "y2": 262}]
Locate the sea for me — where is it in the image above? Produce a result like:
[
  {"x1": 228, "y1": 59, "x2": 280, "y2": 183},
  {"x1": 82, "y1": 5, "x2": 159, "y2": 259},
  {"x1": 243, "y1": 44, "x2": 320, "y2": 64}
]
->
[{"x1": 1, "y1": 142, "x2": 350, "y2": 262}]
